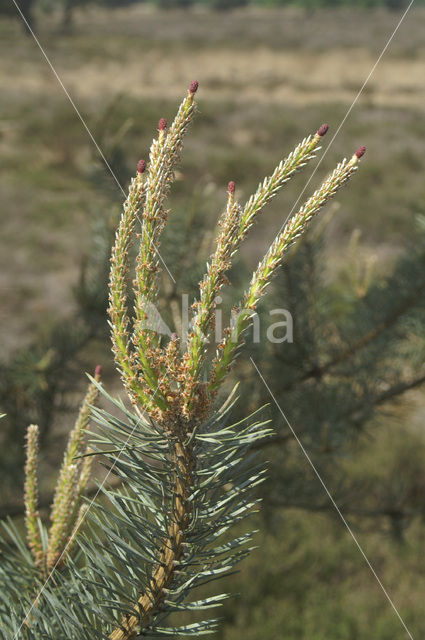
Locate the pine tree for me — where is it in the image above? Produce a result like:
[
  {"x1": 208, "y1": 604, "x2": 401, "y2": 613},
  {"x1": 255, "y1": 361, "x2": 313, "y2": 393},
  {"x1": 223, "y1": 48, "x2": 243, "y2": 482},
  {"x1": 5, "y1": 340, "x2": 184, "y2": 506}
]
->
[{"x1": 0, "y1": 83, "x2": 364, "y2": 637}]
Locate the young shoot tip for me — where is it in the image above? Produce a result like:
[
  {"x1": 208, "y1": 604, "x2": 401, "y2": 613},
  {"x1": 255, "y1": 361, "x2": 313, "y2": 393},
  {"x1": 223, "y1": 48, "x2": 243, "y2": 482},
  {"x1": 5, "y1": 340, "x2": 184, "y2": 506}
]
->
[
  {"x1": 317, "y1": 123, "x2": 329, "y2": 137},
  {"x1": 137, "y1": 159, "x2": 146, "y2": 174},
  {"x1": 189, "y1": 80, "x2": 199, "y2": 94}
]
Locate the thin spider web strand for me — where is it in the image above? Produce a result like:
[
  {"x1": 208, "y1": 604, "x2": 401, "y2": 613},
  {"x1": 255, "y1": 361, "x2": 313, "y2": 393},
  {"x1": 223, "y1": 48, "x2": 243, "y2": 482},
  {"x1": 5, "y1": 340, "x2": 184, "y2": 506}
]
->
[{"x1": 250, "y1": 356, "x2": 414, "y2": 640}]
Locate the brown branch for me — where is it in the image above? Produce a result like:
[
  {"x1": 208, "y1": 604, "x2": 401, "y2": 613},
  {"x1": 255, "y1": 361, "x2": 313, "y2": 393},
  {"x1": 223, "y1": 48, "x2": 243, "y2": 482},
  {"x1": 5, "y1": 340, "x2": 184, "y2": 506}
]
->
[
  {"x1": 109, "y1": 439, "x2": 193, "y2": 640},
  {"x1": 250, "y1": 372, "x2": 425, "y2": 455},
  {"x1": 292, "y1": 280, "x2": 425, "y2": 387},
  {"x1": 336, "y1": 371, "x2": 425, "y2": 429},
  {"x1": 368, "y1": 372, "x2": 425, "y2": 409},
  {"x1": 267, "y1": 499, "x2": 418, "y2": 521}
]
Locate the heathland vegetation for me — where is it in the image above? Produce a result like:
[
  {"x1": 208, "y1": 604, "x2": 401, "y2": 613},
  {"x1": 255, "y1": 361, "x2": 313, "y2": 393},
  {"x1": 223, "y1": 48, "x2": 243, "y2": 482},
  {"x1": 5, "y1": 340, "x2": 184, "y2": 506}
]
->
[{"x1": 1, "y1": 3, "x2": 425, "y2": 638}]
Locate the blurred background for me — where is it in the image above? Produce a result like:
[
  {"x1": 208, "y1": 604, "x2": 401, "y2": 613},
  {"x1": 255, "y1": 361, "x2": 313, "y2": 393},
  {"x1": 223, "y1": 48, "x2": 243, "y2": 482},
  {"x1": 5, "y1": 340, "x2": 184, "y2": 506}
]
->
[{"x1": 1, "y1": 0, "x2": 425, "y2": 637}]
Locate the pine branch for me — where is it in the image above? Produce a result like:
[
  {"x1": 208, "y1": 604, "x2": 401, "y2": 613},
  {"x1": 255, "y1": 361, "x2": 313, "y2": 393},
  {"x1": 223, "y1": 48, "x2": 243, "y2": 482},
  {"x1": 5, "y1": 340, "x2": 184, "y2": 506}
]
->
[
  {"x1": 108, "y1": 163, "x2": 149, "y2": 405},
  {"x1": 1, "y1": 84, "x2": 365, "y2": 638},
  {"x1": 24, "y1": 424, "x2": 43, "y2": 567},
  {"x1": 293, "y1": 278, "x2": 425, "y2": 386},
  {"x1": 184, "y1": 126, "x2": 328, "y2": 410},
  {"x1": 209, "y1": 147, "x2": 366, "y2": 394},
  {"x1": 130, "y1": 84, "x2": 199, "y2": 414},
  {"x1": 109, "y1": 438, "x2": 194, "y2": 639},
  {"x1": 343, "y1": 371, "x2": 425, "y2": 426},
  {"x1": 46, "y1": 367, "x2": 101, "y2": 571}
]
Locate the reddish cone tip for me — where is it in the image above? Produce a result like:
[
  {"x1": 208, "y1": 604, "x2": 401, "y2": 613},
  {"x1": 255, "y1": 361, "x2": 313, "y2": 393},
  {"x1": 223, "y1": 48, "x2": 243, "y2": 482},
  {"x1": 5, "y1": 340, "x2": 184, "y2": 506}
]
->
[
  {"x1": 317, "y1": 123, "x2": 329, "y2": 137},
  {"x1": 355, "y1": 145, "x2": 366, "y2": 159},
  {"x1": 228, "y1": 180, "x2": 236, "y2": 195},
  {"x1": 95, "y1": 364, "x2": 102, "y2": 377},
  {"x1": 171, "y1": 332, "x2": 178, "y2": 341},
  {"x1": 137, "y1": 159, "x2": 146, "y2": 174},
  {"x1": 189, "y1": 80, "x2": 199, "y2": 94},
  {"x1": 158, "y1": 117, "x2": 167, "y2": 131}
]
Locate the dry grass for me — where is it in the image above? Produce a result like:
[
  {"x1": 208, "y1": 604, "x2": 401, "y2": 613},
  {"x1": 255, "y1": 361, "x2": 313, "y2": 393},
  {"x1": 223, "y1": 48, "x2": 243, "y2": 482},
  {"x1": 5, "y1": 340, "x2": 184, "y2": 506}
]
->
[
  {"x1": 1, "y1": 6, "x2": 425, "y2": 107},
  {"x1": 1, "y1": 5, "x2": 425, "y2": 353}
]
